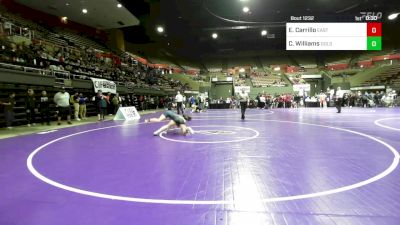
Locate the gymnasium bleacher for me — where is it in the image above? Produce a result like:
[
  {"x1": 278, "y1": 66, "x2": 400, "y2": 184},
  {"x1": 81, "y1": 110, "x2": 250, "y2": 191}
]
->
[
  {"x1": 0, "y1": 10, "x2": 194, "y2": 92},
  {"x1": 0, "y1": 9, "x2": 205, "y2": 127},
  {"x1": 363, "y1": 64, "x2": 400, "y2": 86}
]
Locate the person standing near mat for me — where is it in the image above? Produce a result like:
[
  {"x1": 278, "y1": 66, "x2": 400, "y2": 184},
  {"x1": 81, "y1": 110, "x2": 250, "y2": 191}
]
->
[
  {"x1": 145, "y1": 110, "x2": 194, "y2": 136},
  {"x1": 95, "y1": 90, "x2": 107, "y2": 121},
  {"x1": 78, "y1": 93, "x2": 88, "y2": 120},
  {"x1": 2, "y1": 92, "x2": 16, "y2": 129},
  {"x1": 25, "y1": 88, "x2": 37, "y2": 126},
  {"x1": 335, "y1": 86, "x2": 344, "y2": 113},
  {"x1": 237, "y1": 88, "x2": 249, "y2": 120},
  {"x1": 54, "y1": 87, "x2": 72, "y2": 125},
  {"x1": 112, "y1": 93, "x2": 120, "y2": 114},
  {"x1": 38, "y1": 90, "x2": 51, "y2": 125},
  {"x1": 70, "y1": 91, "x2": 80, "y2": 121},
  {"x1": 175, "y1": 91, "x2": 184, "y2": 114},
  {"x1": 319, "y1": 91, "x2": 327, "y2": 108},
  {"x1": 328, "y1": 87, "x2": 335, "y2": 107}
]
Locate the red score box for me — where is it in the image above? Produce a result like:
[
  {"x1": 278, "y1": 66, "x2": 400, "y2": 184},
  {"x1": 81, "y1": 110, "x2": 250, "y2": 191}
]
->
[{"x1": 367, "y1": 23, "x2": 382, "y2": 36}]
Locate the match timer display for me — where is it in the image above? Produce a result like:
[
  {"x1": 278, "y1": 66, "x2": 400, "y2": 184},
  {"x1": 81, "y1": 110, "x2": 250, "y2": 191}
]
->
[{"x1": 286, "y1": 23, "x2": 382, "y2": 50}]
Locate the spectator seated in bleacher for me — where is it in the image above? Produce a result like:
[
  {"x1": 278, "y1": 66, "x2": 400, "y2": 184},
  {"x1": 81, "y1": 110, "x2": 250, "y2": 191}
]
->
[{"x1": 0, "y1": 12, "x2": 199, "y2": 93}]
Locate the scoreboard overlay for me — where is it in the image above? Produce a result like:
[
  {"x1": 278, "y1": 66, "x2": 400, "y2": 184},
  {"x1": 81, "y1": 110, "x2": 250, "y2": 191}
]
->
[{"x1": 286, "y1": 22, "x2": 382, "y2": 50}]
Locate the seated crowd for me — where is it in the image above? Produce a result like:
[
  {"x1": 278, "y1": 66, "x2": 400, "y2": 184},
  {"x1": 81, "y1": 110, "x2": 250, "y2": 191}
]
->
[
  {"x1": 250, "y1": 69, "x2": 287, "y2": 87},
  {"x1": 0, "y1": 14, "x2": 190, "y2": 92}
]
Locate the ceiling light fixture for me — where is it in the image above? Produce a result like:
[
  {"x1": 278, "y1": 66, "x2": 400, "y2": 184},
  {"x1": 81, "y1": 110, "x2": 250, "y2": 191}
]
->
[
  {"x1": 388, "y1": 13, "x2": 400, "y2": 20},
  {"x1": 61, "y1": 16, "x2": 68, "y2": 24},
  {"x1": 157, "y1": 26, "x2": 164, "y2": 33},
  {"x1": 243, "y1": 6, "x2": 250, "y2": 13},
  {"x1": 82, "y1": 9, "x2": 88, "y2": 14},
  {"x1": 212, "y1": 33, "x2": 218, "y2": 39},
  {"x1": 261, "y1": 30, "x2": 267, "y2": 36},
  {"x1": 117, "y1": 3, "x2": 122, "y2": 8}
]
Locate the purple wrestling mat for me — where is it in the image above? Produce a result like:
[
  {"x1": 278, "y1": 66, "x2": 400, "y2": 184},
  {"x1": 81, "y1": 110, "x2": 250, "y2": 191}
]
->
[{"x1": 1, "y1": 108, "x2": 400, "y2": 225}]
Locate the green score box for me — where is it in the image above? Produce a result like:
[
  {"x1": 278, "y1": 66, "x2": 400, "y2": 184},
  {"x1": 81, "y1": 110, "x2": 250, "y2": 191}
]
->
[{"x1": 367, "y1": 37, "x2": 382, "y2": 50}]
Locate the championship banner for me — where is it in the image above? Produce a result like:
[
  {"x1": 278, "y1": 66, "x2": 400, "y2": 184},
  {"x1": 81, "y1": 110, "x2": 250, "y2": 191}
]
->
[
  {"x1": 90, "y1": 78, "x2": 117, "y2": 94},
  {"x1": 114, "y1": 107, "x2": 140, "y2": 121},
  {"x1": 293, "y1": 84, "x2": 311, "y2": 92},
  {"x1": 234, "y1": 86, "x2": 251, "y2": 94}
]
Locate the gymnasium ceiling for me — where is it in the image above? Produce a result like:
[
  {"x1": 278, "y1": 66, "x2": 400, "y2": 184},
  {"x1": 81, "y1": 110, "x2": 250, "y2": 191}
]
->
[
  {"x1": 11, "y1": 0, "x2": 400, "y2": 64},
  {"x1": 14, "y1": 0, "x2": 140, "y2": 29}
]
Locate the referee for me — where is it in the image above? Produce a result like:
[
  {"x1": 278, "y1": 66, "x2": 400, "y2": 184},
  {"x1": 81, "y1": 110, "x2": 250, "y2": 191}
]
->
[
  {"x1": 175, "y1": 91, "x2": 184, "y2": 114},
  {"x1": 238, "y1": 88, "x2": 249, "y2": 120},
  {"x1": 335, "y1": 86, "x2": 344, "y2": 113}
]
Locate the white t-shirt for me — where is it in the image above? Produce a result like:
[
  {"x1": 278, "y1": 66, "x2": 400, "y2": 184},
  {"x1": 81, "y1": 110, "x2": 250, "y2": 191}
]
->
[
  {"x1": 336, "y1": 90, "x2": 344, "y2": 98},
  {"x1": 329, "y1": 89, "x2": 335, "y2": 99},
  {"x1": 238, "y1": 92, "x2": 249, "y2": 102},
  {"x1": 54, "y1": 92, "x2": 70, "y2": 107},
  {"x1": 299, "y1": 89, "x2": 304, "y2": 97},
  {"x1": 175, "y1": 94, "x2": 183, "y2": 102}
]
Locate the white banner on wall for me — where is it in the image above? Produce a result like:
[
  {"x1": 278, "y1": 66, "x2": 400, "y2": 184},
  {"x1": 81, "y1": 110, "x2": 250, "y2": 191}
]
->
[
  {"x1": 293, "y1": 84, "x2": 311, "y2": 92},
  {"x1": 114, "y1": 107, "x2": 140, "y2": 121},
  {"x1": 184, "y1": 90, "x2": 200, "y2": 94},
  {"x1": 350, "y1": 86, "x2": 385, "y2": 91},
  {"x1": 90, "y1": 78, "x2": 117, "y2": 94},
  {"x1": 301, "y1": 74, "x2": 322, "y2": 79},
  {"x1": 234, "y1": 86, "x2": 251, "y2": 94}
]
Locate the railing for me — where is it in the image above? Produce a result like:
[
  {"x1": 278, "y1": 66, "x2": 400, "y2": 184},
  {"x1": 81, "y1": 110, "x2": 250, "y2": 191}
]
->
[
  {"x1": 1, "y1": 22, "x2": 34, "y2": 39},
  {"x1": 0, "y1": 62, "x2": 180, "y2": 91},
  {"x1": 0, "y1": 62, "x2": 70, "y2": 79},
  {"x1": 53, "y1": 70, "x2": 70, "y2": 79},
  {"x1": 24, "y1": 66, "x2": 52, "y2": 77},
  {"x1": 71, "y1": 74, "x2": 90, "y2": 80},
  {"x1": 0, "y1": 62, "x2": 64, "y2": 77},
  {"x1": 33, "y1": 39, "x2": 82, "y2": 55},
  {"x1": 0, "y1": 62, "x2": 24, "y2": 71}
]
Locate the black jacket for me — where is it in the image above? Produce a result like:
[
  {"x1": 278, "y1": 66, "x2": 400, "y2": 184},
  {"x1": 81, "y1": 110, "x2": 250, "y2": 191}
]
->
[{"x1": 25, "y1": 95, "x2": 36, "y2": 109}]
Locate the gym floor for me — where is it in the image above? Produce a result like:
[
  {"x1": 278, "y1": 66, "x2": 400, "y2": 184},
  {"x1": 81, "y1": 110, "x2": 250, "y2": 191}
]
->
[{"x1": 1, "y1": 108, "x2": 399, "y2": 225}]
